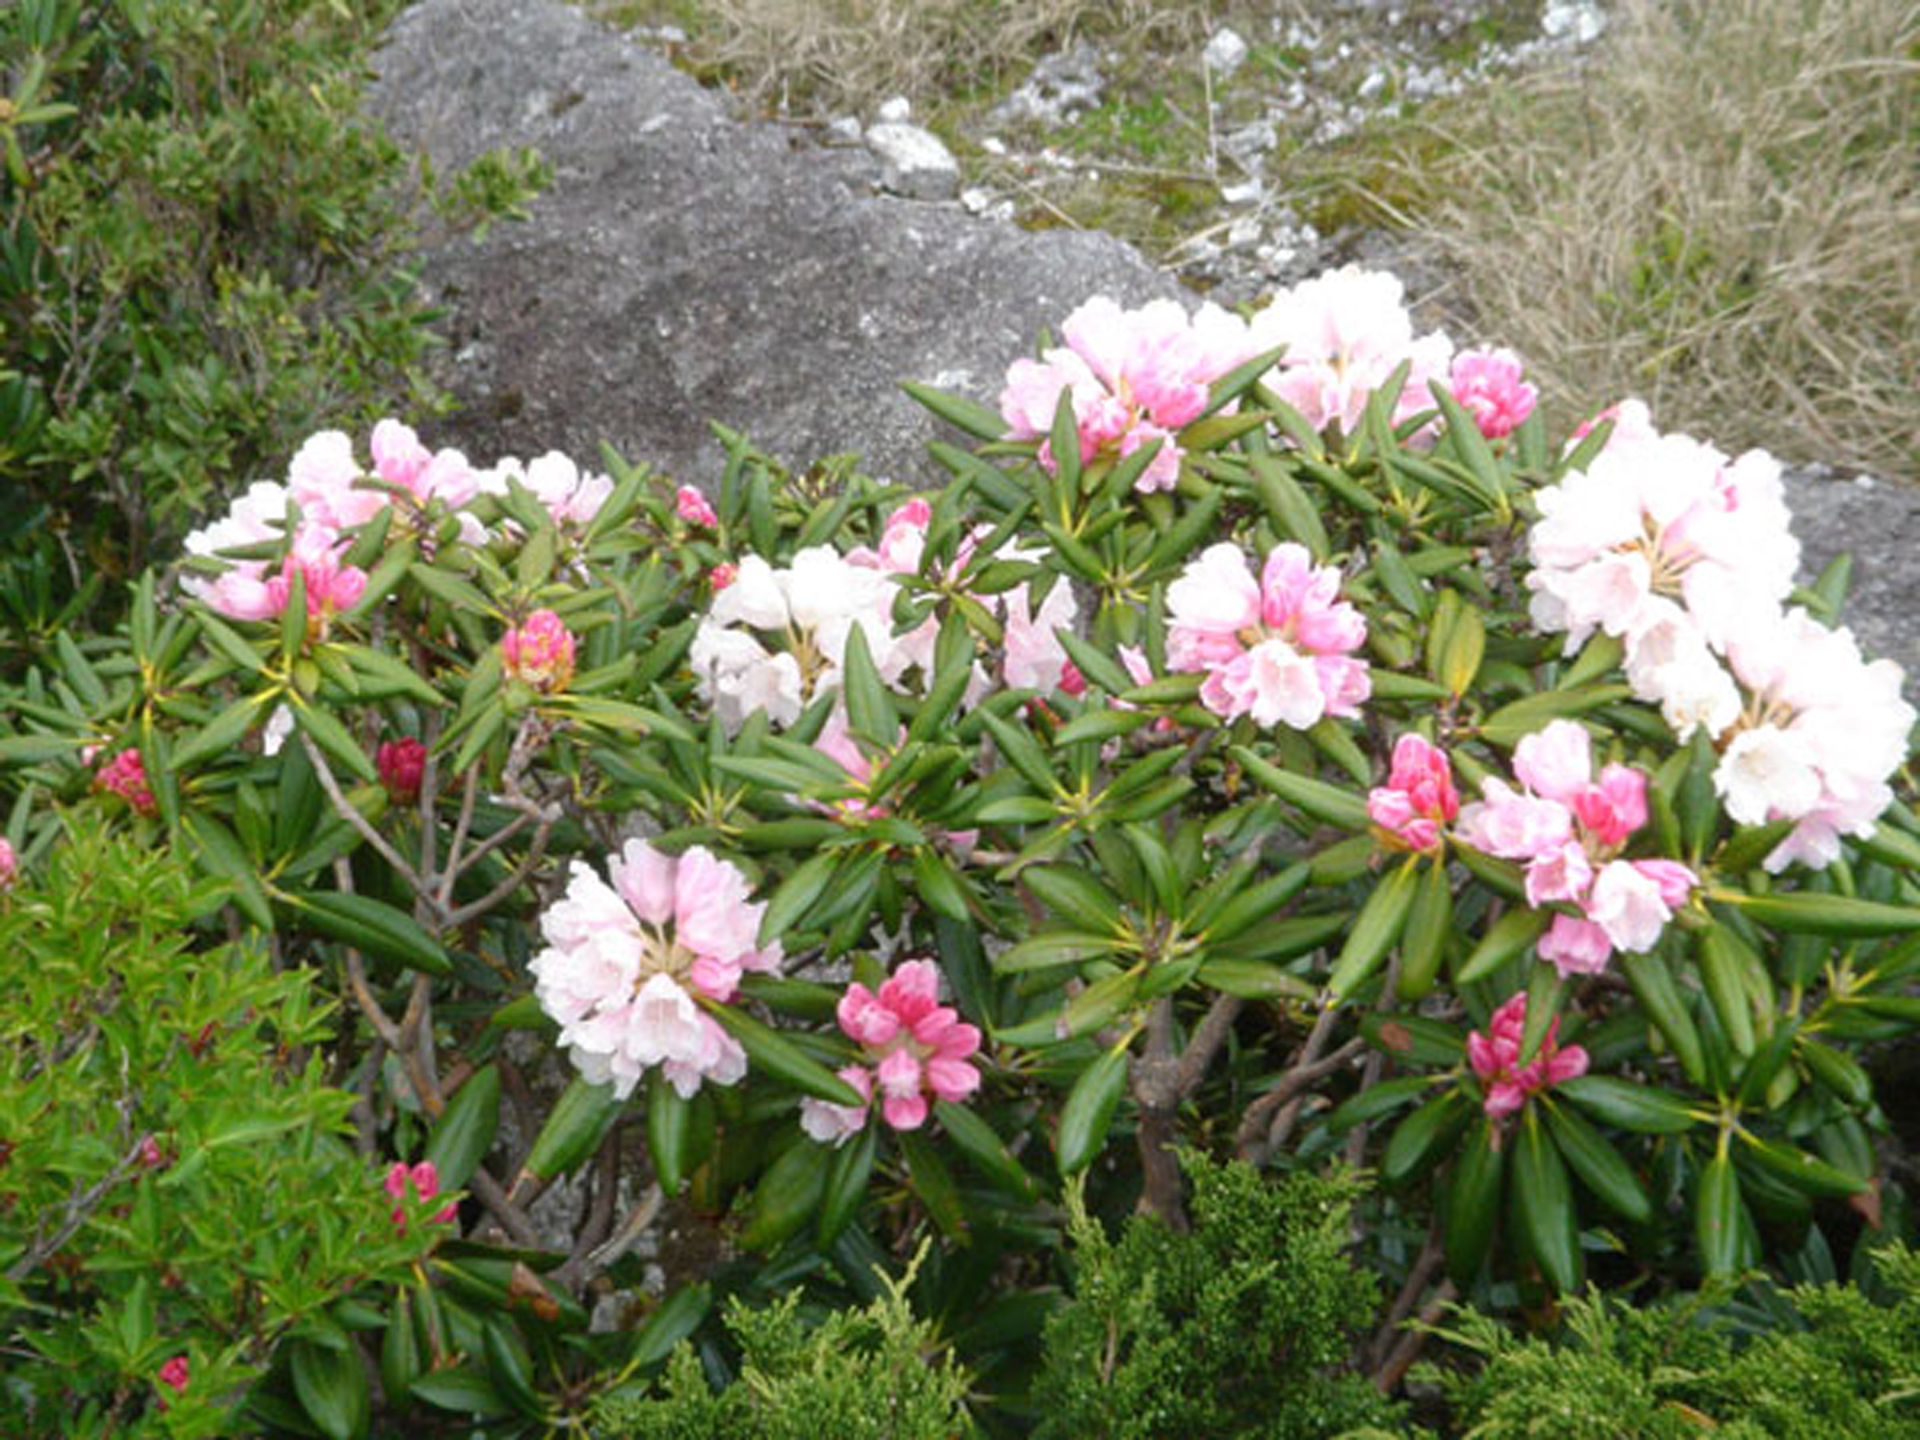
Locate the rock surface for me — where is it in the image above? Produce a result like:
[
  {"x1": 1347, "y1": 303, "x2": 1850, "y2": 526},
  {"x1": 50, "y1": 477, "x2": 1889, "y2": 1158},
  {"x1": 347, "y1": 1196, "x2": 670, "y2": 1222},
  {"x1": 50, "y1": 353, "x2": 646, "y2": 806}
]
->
[{"x1": 365, "y1": 0, "x2": 1175, "y2": 490}]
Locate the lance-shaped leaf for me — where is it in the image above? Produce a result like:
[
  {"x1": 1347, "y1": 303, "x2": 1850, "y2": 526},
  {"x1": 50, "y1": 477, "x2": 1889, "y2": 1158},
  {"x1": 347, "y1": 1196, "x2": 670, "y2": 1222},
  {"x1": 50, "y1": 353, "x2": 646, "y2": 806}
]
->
[
  {"x1": 1057, "y1": 1044, "x2": 1130, "y2": 1175},
  {"x1": 1511, "y1": 1106, "x2": 1581, "y2": 1292},
  {"x1": 425, "y1": 1064, "x2": 501, "y2": 1192},
  {"x1": 1328, "y1": 857, "x2": 1420, "y2": 1001},
  {"x1": 1444, "y1": 1118, "x2": 1504, "y2": 1286},
  {"x1": 1542, "y1": 1097, "x2": 1651, "y2": 1224},
  {"x1": 703, "y1": 1001, "x2": 864, "y2": 1106},
  {"x1": 285, "y1": 891, "x2": 452, "y2": 976}
]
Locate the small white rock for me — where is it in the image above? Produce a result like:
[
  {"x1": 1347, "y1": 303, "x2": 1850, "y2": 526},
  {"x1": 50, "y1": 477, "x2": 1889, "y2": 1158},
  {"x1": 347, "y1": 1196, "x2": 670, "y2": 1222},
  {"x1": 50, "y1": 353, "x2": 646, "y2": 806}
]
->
[
  {"x1": 864, "y1": 121, "x2": 961, "y2": 201},
  {"x1": 1227, "y1": 216, "x2": 1262, "y2": 248},
  {"x1": 981, "y1": 136, "x2": 1007, "y2": 156},
  {"x1": 876, "y1": 95, "x2": 912, "y2": 124},
  {"x1": 1221, "y1": 178, "x2": 1264, "y2": 206},
  {"x1": 960, "y1": 187, "x2": 993, "y2": 214},
  {"x1": 827, "y1": 115, "x2": 862, "y2": 142},
  {"x1": 1357, "y1": 69, "x2": 1387, "y2": 101},
  {"x1": 1542, "y1": 1, "x2": 1606, "y2": 44},
  {"x1": 1203, "y1": 28, "x2": 1249, "y2": 76}
]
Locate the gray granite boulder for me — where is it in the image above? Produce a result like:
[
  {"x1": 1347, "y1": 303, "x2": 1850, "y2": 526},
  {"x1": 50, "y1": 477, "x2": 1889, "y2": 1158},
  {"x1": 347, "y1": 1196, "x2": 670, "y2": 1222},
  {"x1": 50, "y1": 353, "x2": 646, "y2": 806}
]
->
[
  {"x1": 1784, "y1": 470, "x2": 1920, "y2": 684},
  {"x1": 366, "y1": 0, "x2": 1176, "y2": 489}
]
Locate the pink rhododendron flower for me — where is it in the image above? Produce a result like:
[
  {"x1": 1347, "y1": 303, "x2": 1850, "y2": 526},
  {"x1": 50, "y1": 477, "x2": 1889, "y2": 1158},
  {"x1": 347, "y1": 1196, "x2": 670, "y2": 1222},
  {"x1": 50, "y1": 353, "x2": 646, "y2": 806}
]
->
[
  {"x1": 0, "y1": 838, "x2": 14, "y2": 891},
  {"x1": 95, "y1": 747, "x2": 157, "y2": 817},
  {"x1": 1467, "y1": 993, "x2": 1588, "y2": 1118},
  {"x1": 384, "y1": 1159, "x2": 457, "y2": 1231},
  {"x1": 676, "y1": 485, "x2": 718, "y2": 528},
  {"x1": 999, "y1": 296, "x2": 1232, "y2": 493},
  {"x1": 1458, "y1": 720, "x2": 1694, "y2": 974},
  {"x1": 710, "y1": 562, "x2": 738, "y2": 590},
  {"x1": 529, "y1": 841, "x2": 780, "y2": 1099},
  {"x1": 801, "y1": 959, "x2": 982, "y2": 1140},
  {"x1": 158, "y1": 1355, "x2": 190, "y2": 1408},
  {"x1": 1246, "y1": 265, "x2": 1454, "y2": 438},
  {"x1": 1167, "y1": 542, "x2": 1369, "y2": 728},
  {"x1": 1367, "y1": 734, "x2": 1459, "y2": 852},
  {"x1": 1448, "y1": 348, "x2": 1537, "y2": 439},
  {"x1": 378, "y1": 738, "x2": 428, "y2": 804},
  {"x1": 502, "y1": 610, "x2": 577, "y2": 693}
]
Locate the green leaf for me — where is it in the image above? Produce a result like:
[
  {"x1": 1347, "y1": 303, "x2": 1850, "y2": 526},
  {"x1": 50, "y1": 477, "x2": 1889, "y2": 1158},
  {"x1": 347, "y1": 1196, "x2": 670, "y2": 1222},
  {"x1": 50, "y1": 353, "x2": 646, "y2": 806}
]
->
[
  {"x1": 1382, "y1": 1090, "x2": 1471, "y2": 1187},
  {"x1": 647, "y1": 1072, "x2": 695, "y2": 1197},
  {"x1": 195, "y1": 611, "x2": 267, "y2": 675},
  {"x1": 995, "y1": 931, "x2": 1121, "y2": 973},
  {"x1": 381, "y1": 1292, "x2": 421, "y2": 1403},
  {"x1": 759, "y1": 851, "x2": 840, "y2": 944},
  {"x1": 291, "y1": 696, "x2": 378, "y2": 783},
  {"x1": 703, "y1": 1003, "x2": 864, "y2": 1106},
  {"x1": 935, "y1": 1101, "x2": 1038, "y2": 1199},
  {"x1": 171, "y1": 690, "x2": 273, "y2": 772},
  {"x1": 1716, "y1": 889, "x2": 1920, "y2": 938},
  {"x1": 902, "y1": 380, "x2": 1008, "y2": 440},
  {"x1": 898, "y1": 1128, "x2": 969, "y2": 1240},
  {"x1": 1193, "y1": 957, "x2": 1314, "y2": 1001},
  {"x1": 1456, "y1": 906, "x2": 1550, "y2": 985},
  {"x1": 426, "y1": 1065, "x2": 500, "y2": 1192},
  {"x1": 291, "y1": 1336, "x2": 370, "y2": 1440},
  {"x1": 1326, "y1": 1075, "x2": 1436, "y2": 1135},
  {"x1": 1058, "y1": 1044, "x2": 1130, "y2": 1175},
  {"x1": 840, "y1": 623, "x2": 898, "y2": 747},
  {"x1": 1619, "y1": 950, "x2": 1707, "y2": 1087},
  {"x1": 981, "y1": 710, "x2": 1058, "y2": 796},
  {"x1": 1555, "y1": 1075, "x2": 1698, "y2": 1134},
  {"x1": 1737, "y1": 1131, "x2": 1867, "y2": 1198},
  {"x1": 629, "y1": 1283, "x2": 713, "y2": 1369},
  {"x1": 1233, "y1": 746, "x2": 1370, "y2": 831},
  {"x1": 910, "y1": 847, "x2": 972, "y2": 923},
  {"x1": 1511, "y1": 1107, "x2": 1581, "y2": 1293},
  {"x1": 520, "y1": 1076, "x2": 621, "y2": 1184},
  {"x1": 1444, "y1": 1119, "x2": 1504, "y2": 1286},
  {"x1": 816, "y1": 1123, "x2": 879, "y2": 1247},
  {"x1": 1696, "y1": 1151, "x2": 1745, "y2": 1278},
  {"x1": 409, "y1": 1368, "x2": 512, "y2": 1419},
  {"x1": 1478, "y1": 687, "x2": 1630, "y2": 748},
  {"x1": 1698, "y1": 926, "x2": 1756, "y2": 1058},
  {"x1": 1328, "y1": 857, "x2": 1420, "y2": 1001},
  {"x1": 1248, "y1": 455, "x2": 1328, "y2": 559},
  {"x1": 1396, "y1": 856, "x2": 1453, "y2": 1000},
  {"x1": 1022, "y1": 865, "x2": 1125, "y2": 933},
  {"x1": 335, "y1": 643, "x2": 447, "y2": 706},
  {"x1": 740, "y1": 1139, "x2": 830, "y2": 1251},
  {"x1": 1361, "y1": 1013, "x2": 1467, "y2": 1067},
  {"x1": 288, "y1": 891, "x2": 452, "y2": 976},
  {"x1": 1542, "y1": 1098, "x2": 1651, "y2": 1224}
]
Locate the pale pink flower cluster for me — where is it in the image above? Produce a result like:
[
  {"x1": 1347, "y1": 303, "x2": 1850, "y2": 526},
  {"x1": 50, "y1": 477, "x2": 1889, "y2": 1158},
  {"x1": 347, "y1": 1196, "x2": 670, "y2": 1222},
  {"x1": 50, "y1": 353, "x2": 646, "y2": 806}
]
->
[
  {"x1": 1531, "y1": 405, "x2": 1913, "y2": 871},
  {"x1": 95, "y1": 747, "x2": 158, "y2": 816},
  {"x1": 476, "y1": 450, "x2": 615, "y2": 529},
  {"x1": 1467, "y1": 993, "x2": 1588, "y2": 1119},
  {"x1": 999, "y1": 296, "x2": 1240, "y2": 493},
  {"x1": 689, "y1": 546, "x2": 902, "y2": 731},
  {"x1": 501, "y1": 609, "x2": 577, "y2": 693},
  {"x1": 800, "y1": 960, "x2": 983, "y2": 1143},
  {"x1": 1447, "y1": 348, "x2": 1537, "y2": 440},
  {"x1": 1244, "y1": 266, "x2": 1454, "y2": 437},
  {"x1": 676, "y1": 486, "x2": 718, "y2": 528},
  {"x1": 1166, "y1": 542, "x2": 1369, "y2": 728},
  {"x1": 529, "y1": 840, "x2": 781, "y2": 1099},
  {"x1": 847, "y1": 499, "x2": 1081, "y2": 697},
  {"x1": 384, "y1": 1159, "x2": 456, "y2": 1232},
  {"x1": 1457, "y1": 721, "x2": 1695, "y2": 976},
  {"x1": 1366, "y1": 734, "x2": 1459, "y2": 852}
]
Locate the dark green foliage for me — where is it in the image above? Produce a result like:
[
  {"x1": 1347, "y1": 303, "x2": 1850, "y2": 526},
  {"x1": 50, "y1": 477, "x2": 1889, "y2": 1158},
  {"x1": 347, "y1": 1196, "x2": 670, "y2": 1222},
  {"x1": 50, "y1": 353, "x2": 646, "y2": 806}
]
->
[
  {"x1": 1032, "y1": 1154, "x2": 1403, "y2": 1438},
  {"x1": 0, "y1": 820, "x2": 430, "y2": 1436},
  {"x1": 0, "y1": 0, "x2": 544, "y2": 636},
  {"x1": 1429, "y1": 1245, "x2": 1920, "y2": 1438},
  {"x1": 588, "y1": 1253, "x2": 973, "y2": 1438}
]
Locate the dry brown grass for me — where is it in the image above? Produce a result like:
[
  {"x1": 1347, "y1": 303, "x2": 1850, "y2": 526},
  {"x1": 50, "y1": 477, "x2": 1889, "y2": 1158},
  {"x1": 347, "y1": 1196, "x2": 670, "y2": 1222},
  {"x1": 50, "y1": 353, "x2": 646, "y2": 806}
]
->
[
  {"x1": 1418, "y1": 0, "x2": 1920, "y2": 476},
  {"x1": 648, "y1": 0, "x2": 1190, "y2": 118}
]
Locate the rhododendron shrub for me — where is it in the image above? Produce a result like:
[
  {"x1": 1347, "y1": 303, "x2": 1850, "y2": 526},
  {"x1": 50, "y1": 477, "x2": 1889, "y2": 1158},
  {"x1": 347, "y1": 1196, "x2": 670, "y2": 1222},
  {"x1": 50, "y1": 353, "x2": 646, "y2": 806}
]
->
[{"x1": 3, "y1": 269, "x2": 1918, "y2": 1429}]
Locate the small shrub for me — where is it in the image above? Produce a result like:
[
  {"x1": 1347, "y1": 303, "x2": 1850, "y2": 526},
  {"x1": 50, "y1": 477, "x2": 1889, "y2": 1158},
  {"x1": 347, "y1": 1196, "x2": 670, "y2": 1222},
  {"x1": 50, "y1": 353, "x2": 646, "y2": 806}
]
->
[
  {"x1": 1033, "y1": 1154, "x2": 1404, "y2": 1439},
  {"x1": 0, "y1": 819, "x2": 430, "y2": 1436},
  {"x1": 1427, "y1": 1244, "x2": 1920, "y2": 1437}
]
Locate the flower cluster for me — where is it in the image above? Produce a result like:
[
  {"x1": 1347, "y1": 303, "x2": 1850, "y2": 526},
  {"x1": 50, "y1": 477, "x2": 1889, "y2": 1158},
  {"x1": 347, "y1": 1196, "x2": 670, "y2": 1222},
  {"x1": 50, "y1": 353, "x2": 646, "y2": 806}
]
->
[
  {"x1": 1245, "y1": 265, "x2": 1455, "y2": 438},
  {"x1": 529, "y1": 841, "x2": 779, "y2": 1099},
  {"x1": 94, "y1": 747, "x2": 157, "y2": 816},
  {"x1": 478, "y1": 450, "x2": 615, "y2": 530},
  {"x1": 1367, "y1": 735, "x2": 1460, "y2": 852},
  {"x1": 1530, "y1": 406, "x2": 1913, "y2": 870},
  {"x1": 1167, "y1": 542, "x2": 1370, "y2": 728},
  {"x1": 1467, "y1": 993, "x2": 1588, "y2": 1119},
  {"x1": 1458, "y1": 721, "x2": 1695, "y2": 976},
  {"x1": 1000, "y1": 296, "x2": 1237, "y2": 493},
  {"x1": 689, "y1": 547, "x2": 901, "y2": 731},
  {"x1": 384, "y1": 1159, "x2": 456, "y2": 1232},
  {"x1": 800, "y1": 960, "x2": 982, "y2": 1143},
  {"x1": 502, "y1": 610, "x2": 578, "y2": 694},
  {"x1": 157, "y1": 1355, "x2": 190, "y2": 1410},
  {"x1": 1448, "y1": 347, "x2": 1537, "y2": 440}
]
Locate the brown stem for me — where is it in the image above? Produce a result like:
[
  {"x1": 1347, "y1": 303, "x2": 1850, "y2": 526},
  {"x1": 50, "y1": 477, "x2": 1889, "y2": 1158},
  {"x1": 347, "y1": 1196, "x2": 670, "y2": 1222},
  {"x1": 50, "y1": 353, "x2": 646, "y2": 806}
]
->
[
  {"x1": 436, "y1": 766, "x2": 482, "y2": 911},
  {"x1": 1371, "y1": 1281, "x2": 1456, "y2": 1394},
  {"x1": 1133, "y1": 998, "x2": 1188, "y2": 1230},
  {"x1": 443, "y1": 813, "x2": 556, "y2": 929},
  {"x1": 1174, "y1": 993, "x2": 1243, "y2": 1098},
  {"x1": 299, "y1": 732, "x2": 435, "y2": 907},
  {"x1": 468, "y1": 1167, "x2": 544, "y2": 1249},
  {"x1": 1234, "y1": 1001, "x2": 1360, "y2": 1163},
  {"x1": 1365, "y1": 1232, "x2": 1445, "y2": 1374}
]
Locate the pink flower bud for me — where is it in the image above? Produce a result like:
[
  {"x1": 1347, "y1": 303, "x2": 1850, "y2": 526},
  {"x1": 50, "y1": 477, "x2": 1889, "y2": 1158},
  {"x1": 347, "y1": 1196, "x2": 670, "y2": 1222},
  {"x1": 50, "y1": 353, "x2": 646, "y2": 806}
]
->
[
  {"x1": 385, "y1": 1159, "x2": 457, "y2": 1231},
  {"x1": 1467, "y1": 992, "x2": 1588, "y2": 1118},
  {"x1": 501, "y1": 610, "x2": 576, "y2": 693},
  {"x1": 676, "y1": 486, "x2": 718, "y2": 528},
  {"x1": 158, "y1": 1355, "x2": 190, "y2": 1410},
  {"x1": 138, "y1": 1135, "x2": 166, "y2": 1170},
  {"x1": 1367, "y1": 734, "x2": 1459, "y2": 852},
  {"x1": 94, "y1": 748, "x2": 158, "y2": 817},
  {"x1": 0, "y1": 838, "x2": 15, "y2": 891},
  {"x1": 377, "y1": 738, "x2": 428, "y2": 804}
]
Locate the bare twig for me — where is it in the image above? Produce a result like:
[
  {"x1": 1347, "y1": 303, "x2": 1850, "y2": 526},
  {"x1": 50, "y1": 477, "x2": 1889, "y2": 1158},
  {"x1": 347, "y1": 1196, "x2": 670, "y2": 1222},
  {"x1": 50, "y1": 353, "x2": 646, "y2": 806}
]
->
[
  {"x1": 1173, "y1": 993, "x2": 1243, "y2": 1098},
  {"x1": 299, "y1": 732, "x2": 435, "y2": 906},
  {"x1": 1371, "y1": 1280, "x2": 1456, "y2": 1394}
]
